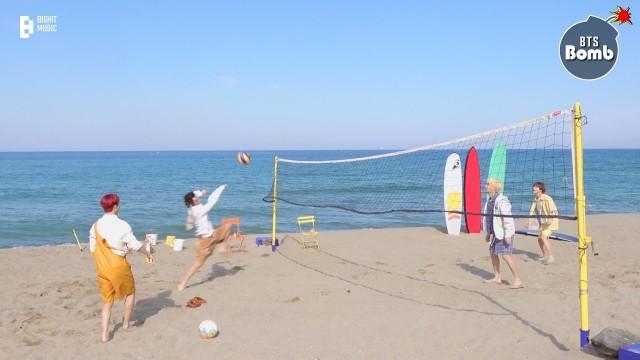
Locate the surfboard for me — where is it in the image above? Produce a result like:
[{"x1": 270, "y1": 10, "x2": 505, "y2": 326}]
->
[
  {"x1": 487, "y1": 142, "x2": 507, "y2": 190},
  {"x1": 444, "y1": 153, "x2": 462, "y2": 236},
  {"x1": 464, "y1": 147, "x2": 481, "y2": 233},
  {"x1": 515, "y1": 229, "x2": 578, "y2": 242}
]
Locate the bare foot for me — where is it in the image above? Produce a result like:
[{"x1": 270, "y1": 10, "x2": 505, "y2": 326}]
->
[
  {"x1": 484, "y1": 278, "x2": 502, "y2": 284},
  {"x1": 177, "y1": 283, "x2": 186, "y2": 292},
  {"x1": 122, "y1": 318, "x2": 138, "y2": 331},
  {"x1": 509, "y1": 282, "x2": 524, "y2": 289},
  {"x1": 101, "y1": 333, "x2": 109, "y2": 343},
  {"x1": 122, "y1": 323, "x2": 137, "y2": 331}
]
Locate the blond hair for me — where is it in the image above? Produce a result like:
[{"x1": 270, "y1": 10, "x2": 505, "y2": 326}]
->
[{"x1": 487, "y1": 178, "x2": 502, "y2": 193}]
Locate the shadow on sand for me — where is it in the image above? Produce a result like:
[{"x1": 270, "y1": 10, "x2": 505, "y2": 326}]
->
[
  {"x1": 111, "y1": 290, "x2": 179, "y2": 336},
  {"x1": 188, "y1": 262, "x2": 246, "y2": 288}
]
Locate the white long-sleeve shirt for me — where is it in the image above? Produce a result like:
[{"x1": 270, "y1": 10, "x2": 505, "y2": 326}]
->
[
  {"x1": 89, "y1": 214, "x2": 143, "y2": 256},
  {"x1": 482, "y1": 193, "x2": 515, "y2": 240},
  {"x1": 186, "y1": 185, "x2": 226, "y2": 237}
]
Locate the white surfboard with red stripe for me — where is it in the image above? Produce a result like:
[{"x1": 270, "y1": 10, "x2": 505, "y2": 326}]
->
[{"x1": 444, "y1": 153, "x2": 462, "y2": 236}]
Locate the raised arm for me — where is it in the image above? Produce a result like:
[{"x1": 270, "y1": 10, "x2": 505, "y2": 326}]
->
[{"x1": 201, "y1": 184, "x2": 228, "y2": 214}]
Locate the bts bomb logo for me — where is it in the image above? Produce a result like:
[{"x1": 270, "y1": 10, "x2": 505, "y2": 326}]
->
[{"x1": 559, "y1": 16, "x2": 619, "y2": 80}]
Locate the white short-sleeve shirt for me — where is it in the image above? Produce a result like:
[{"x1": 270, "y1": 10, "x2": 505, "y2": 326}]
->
[{"x1": 89, "y1": 214, "x2": 143, "y2": 256}]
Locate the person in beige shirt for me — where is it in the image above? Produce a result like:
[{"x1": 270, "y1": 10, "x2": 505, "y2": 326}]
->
[{"x1": 528, "y1": 181, "x2": 559, "y2": 265}]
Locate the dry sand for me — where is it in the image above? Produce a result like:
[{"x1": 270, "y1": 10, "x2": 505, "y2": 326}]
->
[{"x1": 1, "y1": 214, "x2": 639, "y2": 359}]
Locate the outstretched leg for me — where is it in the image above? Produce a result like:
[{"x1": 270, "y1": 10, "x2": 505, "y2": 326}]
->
[
  {"x1": 178, "y1": 257, "x2": 206, "y2": 291},
  {"x1": 217, "y1": 223, "x2": 234, "y2": 256},
  {"x1": 178, "y1": 224, "x2": 233, "y2": 291}
]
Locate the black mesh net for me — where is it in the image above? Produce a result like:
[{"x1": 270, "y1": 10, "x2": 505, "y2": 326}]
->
[{"x1": 264, "y1": 109, "x2": 577, "y2": 222}]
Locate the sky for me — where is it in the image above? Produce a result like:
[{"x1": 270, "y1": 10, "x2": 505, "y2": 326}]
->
[{"x1": 0, "y1": 1, "x2": 638, "y2": 151}]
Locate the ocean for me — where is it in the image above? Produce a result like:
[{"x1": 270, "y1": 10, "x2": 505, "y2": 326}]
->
[{"x1": 1, "y1": 150, "x2": 639, "y2": 248}]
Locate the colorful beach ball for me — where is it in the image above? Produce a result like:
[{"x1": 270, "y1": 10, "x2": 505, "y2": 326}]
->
[
  {"x1": 237, "y1": 151, "x2": 251, "y2": 165},
  {"x1": 199, "y1": 320, "x2": 219, "y2": 339}
]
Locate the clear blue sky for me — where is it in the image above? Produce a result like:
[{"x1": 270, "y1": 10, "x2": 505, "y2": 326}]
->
[{"x1": 1, "y1": 1, "x2": 638, "y2": 150}]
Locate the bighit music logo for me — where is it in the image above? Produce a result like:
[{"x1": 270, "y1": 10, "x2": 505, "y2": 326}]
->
[{"x1": 19, "y1": 15, "x2": 58, "y2": 39}]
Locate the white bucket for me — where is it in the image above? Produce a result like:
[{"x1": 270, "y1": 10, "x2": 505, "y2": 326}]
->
[
  {"x1": 145, "y1": 233, "x2": 158, "y2": 246},
  {"x1": 173, "y1": 238, "x2": 184, "y2": 251}
]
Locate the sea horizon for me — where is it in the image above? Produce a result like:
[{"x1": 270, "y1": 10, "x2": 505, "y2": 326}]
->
[{"x1": 2, "y1": 149, "x2": 639, "y2": 249}]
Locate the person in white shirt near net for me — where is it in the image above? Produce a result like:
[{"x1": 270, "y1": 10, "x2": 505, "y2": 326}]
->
[
  {"x1": 178, "y1": 184, "x2": 233, "y2": 291},
  {"x1": 482, "y1": 179, "x2": 523, "y2": 289},
  {"x1": 89, "y1": 193, "x2": 154, "y2": 343}
]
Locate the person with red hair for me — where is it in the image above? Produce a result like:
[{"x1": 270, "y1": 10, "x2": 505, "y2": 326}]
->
[{"x1": 89, "y1": 193, "x2": 154, "y2": 343}]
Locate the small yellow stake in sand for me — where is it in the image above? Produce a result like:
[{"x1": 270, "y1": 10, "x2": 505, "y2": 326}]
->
[
  {"x1": 72, "y1": 228, "x2": 86, "y2": 252},
  {"x1": 144, "y1": 241, "x2": 154, "y2": 264}
]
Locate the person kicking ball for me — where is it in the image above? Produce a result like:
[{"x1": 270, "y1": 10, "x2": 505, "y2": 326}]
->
[{"x1": 178, "y1": 184, "x2": 233, "y2": 291}]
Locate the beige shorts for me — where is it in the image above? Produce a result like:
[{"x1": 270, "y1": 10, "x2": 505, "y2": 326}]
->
[
  {"x1": 539, "y1": 225, "x2": 553, "y2": 238},
  {"x1": 195, "y1": 224, "x2": 231, "y2": 261}
]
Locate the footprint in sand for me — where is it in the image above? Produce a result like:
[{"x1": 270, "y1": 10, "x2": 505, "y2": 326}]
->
[
  {"x1": 22, "y1": 337, "x2": 42, "y2": 346},
  {"x1": 351, "y1": 271, "x2": 369, "y2": 279},
  {"x1": 375, "y1": 261, "x2": 388, "y2": 266},
  {"x1": 17, "y1": 311, "x2": 45, "y2": 330},
  {"x1": 37, "y1": 328, "x2": 59, "y2": 337},
  {"x1": 284, "y1": 296, "x2": 301, "y2": 303},
  {"x1": 79, "y1": 309, "x2": 101, "y2": 320}
]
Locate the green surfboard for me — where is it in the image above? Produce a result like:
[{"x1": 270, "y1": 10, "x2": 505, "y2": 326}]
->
[{"x1": 487, "y1": 142, "x2": 507, "y2": 191}]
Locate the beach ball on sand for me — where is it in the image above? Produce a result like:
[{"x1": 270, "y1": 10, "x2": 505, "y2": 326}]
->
[
  {"x1": 199, "y1": 320, "x2": 219, "y2": 339},
  {"x1": 237, "y1": 151, "x2": 251, "y2": 165}
]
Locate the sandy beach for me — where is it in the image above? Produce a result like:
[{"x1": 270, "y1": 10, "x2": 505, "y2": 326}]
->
[{"x1": 1, "y1": 213, "x2": 639, "y2": 359}]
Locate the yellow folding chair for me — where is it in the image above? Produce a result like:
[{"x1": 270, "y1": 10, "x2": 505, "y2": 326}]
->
[{"x1": 296, "y1": 215, "x2": 319, "y2": 249}]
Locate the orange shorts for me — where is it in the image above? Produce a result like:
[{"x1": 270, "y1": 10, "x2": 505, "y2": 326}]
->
[
  {"x1": 97, "y1": 263, "x2": 135, "y2": 303},
  {"x1": 195, "y1": 225, "x2": 231, "y2": 261}
]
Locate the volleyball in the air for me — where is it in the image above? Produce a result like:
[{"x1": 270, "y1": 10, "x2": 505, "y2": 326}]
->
[
  {"x1": 199, "y1": 320, "x2": 219, "y2": 339},
  {"x1": 237, "y1": 151, "x2": 251, "y2": 165}
]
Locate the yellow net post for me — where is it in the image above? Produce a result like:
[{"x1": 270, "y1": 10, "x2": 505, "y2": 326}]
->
[
  {"x1": 271, "y1": 156, "x2": 279, "y2": 251},
  {"x1": 573, "y1": 101, "x2": 591, "y2": 347}
]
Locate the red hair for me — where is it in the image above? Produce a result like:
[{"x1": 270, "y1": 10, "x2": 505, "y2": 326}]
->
[{"x1": 100, "y1": 193, "x2": 120, "y2": 212}]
